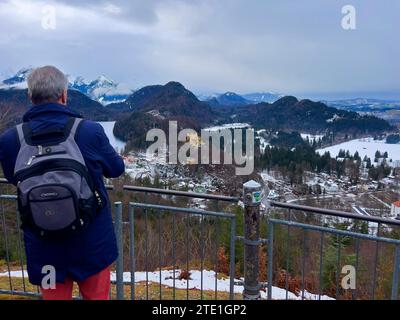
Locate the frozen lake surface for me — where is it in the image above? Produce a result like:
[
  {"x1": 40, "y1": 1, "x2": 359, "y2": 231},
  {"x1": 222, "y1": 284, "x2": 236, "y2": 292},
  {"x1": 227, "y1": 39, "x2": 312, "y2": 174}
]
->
[{"x1": 98, "y1": 121, "x2": 126, "y2": 153}]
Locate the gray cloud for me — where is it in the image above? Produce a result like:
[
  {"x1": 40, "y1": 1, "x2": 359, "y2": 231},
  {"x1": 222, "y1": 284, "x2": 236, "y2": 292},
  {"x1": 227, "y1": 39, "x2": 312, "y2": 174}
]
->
[
  {"x1": 0, "y1": 0, "x2": 399, "y2": 98},
  {"x1": 54, "y1": 0, "x2": 163, "y2": 25}
]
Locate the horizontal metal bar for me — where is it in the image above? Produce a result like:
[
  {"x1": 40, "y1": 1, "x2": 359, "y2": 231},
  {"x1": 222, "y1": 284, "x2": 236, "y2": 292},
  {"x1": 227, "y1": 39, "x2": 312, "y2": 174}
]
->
[
  {"x1": 130, "y1": 202, "x2": 235, "y2": 218},
  {"x1": 0, "y1": 177, "x2": 114, "y2": 191},
  {"x1": 0, "y1": 290, "x2": 41, "y2": 298},
  {"x1": 0, "y1": 289, "x2": 83, "y2": 300},
  {"x1": 270, "y1": 200, "x2": 400, "y2": 227},
  {"x1": 0, "y1": 195, "x2": 17, "y2": 200},
  {"x1": 1, "y1": 176, "x2": 394, "y2": 225},
  {"x1": 124, "y1": 185, "x2": 239, "y2": 202},
  {"x1": 270, "y1": 219, "x2": 400, "y2": 245},
  {"x1": 236, "y1": 236, "x2": 268, "y2": 245},
  {"x1": 244, "y1": 283, "x2": 262, "y2": 291}
]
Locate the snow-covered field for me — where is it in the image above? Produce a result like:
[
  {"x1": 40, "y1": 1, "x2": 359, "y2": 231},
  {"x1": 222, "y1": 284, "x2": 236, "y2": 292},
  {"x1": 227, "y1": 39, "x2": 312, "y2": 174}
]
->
[
  {"x1": 98, "y1": 121, "x2": 126, "y2": 152},
  {"x1": 317, "y1": 137, "x2": 400, "y2": 166},
  {"x1": 0, "y1": 269, "x2": 334, "y2": 300}
]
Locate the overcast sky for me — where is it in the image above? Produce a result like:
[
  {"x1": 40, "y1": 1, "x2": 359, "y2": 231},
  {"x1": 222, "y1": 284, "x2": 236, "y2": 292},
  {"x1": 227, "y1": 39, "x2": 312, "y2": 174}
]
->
[{"x1": 0, "y1": 0, "x2": 399, "y2": 99}]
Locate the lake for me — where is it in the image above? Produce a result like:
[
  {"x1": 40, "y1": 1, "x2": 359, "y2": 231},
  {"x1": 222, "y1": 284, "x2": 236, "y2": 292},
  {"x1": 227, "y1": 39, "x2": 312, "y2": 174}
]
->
[{"x1": 98, "y1": 121, "x2": 126, "y2": 152}]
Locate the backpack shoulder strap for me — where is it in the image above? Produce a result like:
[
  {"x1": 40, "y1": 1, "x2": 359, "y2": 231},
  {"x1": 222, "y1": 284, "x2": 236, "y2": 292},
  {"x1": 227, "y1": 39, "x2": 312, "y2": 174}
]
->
[
  {"x1": 16, "y1": 117, "x2": 83, "y2": 146},
  {"x1": 15, "y1": 123, "x2": 28, "y2": 146},
  {"x1": 68, "y1": 118, "x2": 83, "y2": 140}
]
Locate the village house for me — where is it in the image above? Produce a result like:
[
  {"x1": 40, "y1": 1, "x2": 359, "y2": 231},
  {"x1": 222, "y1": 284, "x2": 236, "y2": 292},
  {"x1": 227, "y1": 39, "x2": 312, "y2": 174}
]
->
[{"x1": 391, "y1": 201, "x2": 400, "y2": 217}]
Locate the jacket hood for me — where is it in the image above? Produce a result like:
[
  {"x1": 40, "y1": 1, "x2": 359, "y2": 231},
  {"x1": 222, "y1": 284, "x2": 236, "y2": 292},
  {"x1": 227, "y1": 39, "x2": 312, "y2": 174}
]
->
[{"x1": 23, "y1": 103, "x2": 83, "y2": 122}]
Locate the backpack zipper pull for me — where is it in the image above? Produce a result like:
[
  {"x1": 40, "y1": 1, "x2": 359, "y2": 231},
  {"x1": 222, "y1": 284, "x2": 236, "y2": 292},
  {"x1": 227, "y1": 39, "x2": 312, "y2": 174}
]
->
[
  {"x1": 27, "y1": 155, "x2": 36, "y2": 166},
  {"x1": 26, "y1": 145, "x2": 43, "y2": 166}
]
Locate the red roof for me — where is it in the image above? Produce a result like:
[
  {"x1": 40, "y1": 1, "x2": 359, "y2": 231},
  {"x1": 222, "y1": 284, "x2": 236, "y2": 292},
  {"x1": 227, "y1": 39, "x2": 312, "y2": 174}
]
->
[{"x1": 394, "y1": 201, "x2": 400, "y2": 207}]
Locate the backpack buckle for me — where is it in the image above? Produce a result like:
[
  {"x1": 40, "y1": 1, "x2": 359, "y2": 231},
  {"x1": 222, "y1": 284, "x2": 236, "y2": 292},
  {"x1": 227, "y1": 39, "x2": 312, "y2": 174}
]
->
[{"x1": 95, "y1": 191, "x2": 103, "y2": 208}]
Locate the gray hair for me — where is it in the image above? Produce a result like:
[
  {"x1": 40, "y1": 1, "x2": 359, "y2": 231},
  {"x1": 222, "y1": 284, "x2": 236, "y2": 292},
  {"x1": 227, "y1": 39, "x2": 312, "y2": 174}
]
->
[{"x1": 27, "y1": 66, "x2": 68, "y2": 105}]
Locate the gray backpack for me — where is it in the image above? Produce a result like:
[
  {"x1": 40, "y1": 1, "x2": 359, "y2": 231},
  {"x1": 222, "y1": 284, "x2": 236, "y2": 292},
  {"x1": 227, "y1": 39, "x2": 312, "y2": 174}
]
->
[{"x1": 14, "y1": 117, "x2": 103, "y2": 238}]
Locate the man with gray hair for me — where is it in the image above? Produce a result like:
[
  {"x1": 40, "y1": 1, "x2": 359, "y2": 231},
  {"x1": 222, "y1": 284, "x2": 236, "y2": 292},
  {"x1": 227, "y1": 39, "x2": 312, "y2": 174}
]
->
[
  {"x1": 0, "y1": 66, "x2": 125, "y2": 300},
  {"x1": 27, "y1": 66, "x2": 69, "y2": 105}
]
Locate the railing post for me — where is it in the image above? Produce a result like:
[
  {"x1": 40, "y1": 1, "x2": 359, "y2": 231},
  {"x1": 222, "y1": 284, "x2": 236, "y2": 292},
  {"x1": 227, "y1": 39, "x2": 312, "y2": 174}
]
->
[
  {"x1": 391, "y1": 245, "x2": 400, "y2": 300},
  {"x1": 267, "y1": 221, "x2": 274, "y2": 300},
  {"x1": 243, "y1": 180, "x2": 262, "y2": 300},
  {"x1": 229, "y1": 216, "x2": 237, "y2": 300},
  {"x1": 114, "y1": 201, "x2": 124, "y2": 300}
]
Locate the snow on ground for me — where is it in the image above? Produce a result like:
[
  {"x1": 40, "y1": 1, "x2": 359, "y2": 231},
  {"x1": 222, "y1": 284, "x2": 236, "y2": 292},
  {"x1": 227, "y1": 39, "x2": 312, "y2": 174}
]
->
[
  {"x1": 124, "y1": 156, "x2": 161, "y2": 183},
  {"x1": 204, "y1": 123, "x2": 251, "y2": 131},
  {"x1": 261, "y1": 171, "x2": 279, "y2": 183},
  {"x1": 317, "y1": 137, "x2": 400, "y2": 167},
  {"x1": 301, "y1": 133, "x2": 324, "y2": 143},
  {"x1": 0, "y1": 81, "x2": 28, "y2": 90},
  {"x1": 0, "y1": 269, "x2": 334, "y2": 300},
  {"x1": 258, "y1": 136, "x2": 270, "y2": 153},
  {"x1": 255, "y1": 129, "x2": 270, "y2": 153}
]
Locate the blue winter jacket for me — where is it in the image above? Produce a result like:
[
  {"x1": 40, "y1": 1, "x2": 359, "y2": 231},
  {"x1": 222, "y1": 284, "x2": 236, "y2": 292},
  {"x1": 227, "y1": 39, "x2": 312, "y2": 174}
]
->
[{"x1": 0, "y1": 103, "x2": 125, "y2": 285}]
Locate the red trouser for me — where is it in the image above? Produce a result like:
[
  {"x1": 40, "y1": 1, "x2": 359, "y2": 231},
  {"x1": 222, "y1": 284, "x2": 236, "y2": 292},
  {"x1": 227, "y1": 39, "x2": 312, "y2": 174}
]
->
[{"x1": 41, "y1": 267, "x2": 110, "y2": 300}]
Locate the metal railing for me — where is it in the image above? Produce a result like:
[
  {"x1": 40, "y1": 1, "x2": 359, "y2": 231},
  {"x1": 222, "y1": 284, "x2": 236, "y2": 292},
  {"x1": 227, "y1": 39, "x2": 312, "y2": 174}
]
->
[
  {"x1": 119, "y1": 185, "x2": 239, "y2": 300},
  {"x1": 1, "y1": 178, "x2": 400, "y2": 300},
  {"x1": 266, "y1": 200, "x2": 400, "y2": 300},
  {"x1": 123, "y1": 185, "x2": 239, "y2": 202},
  {"x1": 0, "y1": 192, "x2": 41, "y2": 298},
  {"x1": 0, "y1": 179, "x2": 239, "y2": 300},
  {"x1": 123, "y1": 202, "x2": 236, "y2": 300},
  {"x1": 0, "y1": 179, "x2": 111, "y2": 299}
]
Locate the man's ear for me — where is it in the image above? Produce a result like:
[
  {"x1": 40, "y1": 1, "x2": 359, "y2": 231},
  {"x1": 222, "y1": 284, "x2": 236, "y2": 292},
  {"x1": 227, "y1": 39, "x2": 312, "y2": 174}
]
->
[
  {"x1": 60, "y1": 89, "x2": 68, "y2": 105},
  {"x1": 28, "y1": 92, "x2": 33, "y2": 104}
]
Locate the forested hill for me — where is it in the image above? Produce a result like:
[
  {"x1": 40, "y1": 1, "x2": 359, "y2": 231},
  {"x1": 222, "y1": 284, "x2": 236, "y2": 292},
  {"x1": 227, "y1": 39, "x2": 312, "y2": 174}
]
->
[
  {"x1": 113, "y1": 82, "x2": 215, "y2": 149},
  {"x1": 0, "y1": 88, "x2": 116, "y2": 126},
  {"x1": 0, "y1": 82, "x2": 394, "y2": 150},
  {"x1": 225, "y1": 96, "x2": 393, "y2": 134},
  {"x1": 112, "y1": 85, "x2": 394, "y2": 150}
]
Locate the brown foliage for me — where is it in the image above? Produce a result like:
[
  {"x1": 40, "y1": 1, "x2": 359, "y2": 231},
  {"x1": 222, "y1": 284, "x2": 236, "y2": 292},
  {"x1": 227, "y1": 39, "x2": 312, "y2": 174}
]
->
[
  {"x1": 217, "y1": 246, "x2": 229, "y2": 275},
  {"x1": 259, "y1": 245, "x2": 267, "y2": 281},
  {"x1": 276, "y1": 269, "x2": 301, "y2": 295},
  {"x1": 179, "y1": 270, "x2": 191, "y2": 280}
]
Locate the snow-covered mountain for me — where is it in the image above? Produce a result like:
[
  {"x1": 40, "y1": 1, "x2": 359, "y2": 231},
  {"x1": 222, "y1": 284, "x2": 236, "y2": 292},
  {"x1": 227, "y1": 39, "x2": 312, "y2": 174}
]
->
[
  {"x1": 0, "y1": 67, "x2": 32, "y2": 89},
  {"x1": 197, "y1": 91, "x2": 284, "y2": 105},
  {"x1": 2, "y1": 68, "x2": 283, "y2": 106},
  {"x1": 68, "y1": 74, "x2": 133, "y2": 105},
  {"x1": 196, "y1": 92, "x2": 218, "y2": 101},
  {"x1": 217, "y1": 92, "x2": 251, "y2": 106},
  {"x1": 0, "y1": 67, "x2": 133, "y2": 105}
]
